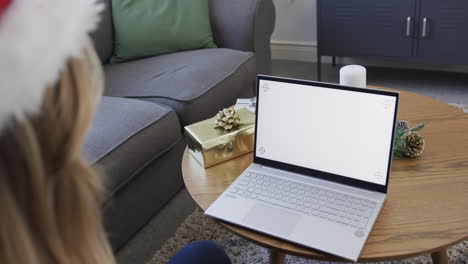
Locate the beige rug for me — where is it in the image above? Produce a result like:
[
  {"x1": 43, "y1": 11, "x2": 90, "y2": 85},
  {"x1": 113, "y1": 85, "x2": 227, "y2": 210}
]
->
[
  {"x1": 148, "y1": 104, "x2": 468, "y2": 264},
  {"x1": 148, "y1": 209, "x2": 467, "y2": 264}
]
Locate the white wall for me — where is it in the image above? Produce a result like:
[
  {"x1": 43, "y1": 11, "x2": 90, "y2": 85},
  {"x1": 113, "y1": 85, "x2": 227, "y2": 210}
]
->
[
  {"x1": 271, "y1": 0, "x2": 468, "y2": 73},
  {"x1": 271, "y1": 0, "x2": 318, "y2": 62}
]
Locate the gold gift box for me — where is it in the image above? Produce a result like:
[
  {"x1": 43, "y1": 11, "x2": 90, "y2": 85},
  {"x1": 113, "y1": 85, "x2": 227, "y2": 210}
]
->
[{"x1": 184, "y1": 108, "x2": 255, "y2": 168}]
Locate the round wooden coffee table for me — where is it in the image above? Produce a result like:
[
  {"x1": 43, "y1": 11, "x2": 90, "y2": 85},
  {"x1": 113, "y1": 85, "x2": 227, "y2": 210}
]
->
[{"x1": 182, "y1": 89, "x2": 468, "y2": 264}]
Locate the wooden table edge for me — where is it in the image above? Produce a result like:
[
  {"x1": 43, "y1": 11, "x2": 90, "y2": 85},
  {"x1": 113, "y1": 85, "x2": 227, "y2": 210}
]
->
[{"x1": 183, "y1": 160, "x2": 467, "y2": 263}]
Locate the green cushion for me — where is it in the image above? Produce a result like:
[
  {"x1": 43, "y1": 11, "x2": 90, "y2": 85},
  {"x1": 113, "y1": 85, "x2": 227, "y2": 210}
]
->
[{"x1": 110, "y1": 0, "x2": 217, "y2": 63}]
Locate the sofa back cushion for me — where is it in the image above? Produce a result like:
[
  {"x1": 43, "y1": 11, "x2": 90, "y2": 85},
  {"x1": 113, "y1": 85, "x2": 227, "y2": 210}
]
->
[{"x1": 90, "y1": 0, "x2": 114, "y2": 63}]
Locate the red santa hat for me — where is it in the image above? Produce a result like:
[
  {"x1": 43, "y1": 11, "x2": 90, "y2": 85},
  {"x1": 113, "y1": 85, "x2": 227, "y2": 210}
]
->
[
  {"x1": 0, "y1": 0, "x2": 102, "y2": 131},
  {"x1": 0, "y1": 0, "x2": 11, "y2": 16}
]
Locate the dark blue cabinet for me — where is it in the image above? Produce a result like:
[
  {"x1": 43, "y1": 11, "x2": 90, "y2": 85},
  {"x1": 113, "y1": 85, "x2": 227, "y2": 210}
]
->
[
  {"x1": 318, "y1": 0, "x2": 416, "y2": 58},
  {"x1": 317, "y1": 0, "x2": 468, "y2": 80},
  {"x1": 417, "y1": 0, "x2": 468, "y2": 64}
]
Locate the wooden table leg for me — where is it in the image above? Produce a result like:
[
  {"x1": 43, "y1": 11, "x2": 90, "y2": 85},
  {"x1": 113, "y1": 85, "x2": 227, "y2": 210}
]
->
[
  {"x1": 431, "y1": 248, "x2": 449, "y2": 264},
  {"x1": 270, "y1": 249, "x2": 285, "y2": 264}
]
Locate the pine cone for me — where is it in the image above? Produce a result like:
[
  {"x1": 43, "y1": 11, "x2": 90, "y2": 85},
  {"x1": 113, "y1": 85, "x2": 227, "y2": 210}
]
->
[
  {"x1": 401, "y1": 131, "x2": 425, "y2": 158},
  {"x1": 214, "y1": 107, "x2": 241, "y2": 130},
  {"x1": 396, "y1": 120, "x2": 410, "y2": 132}
]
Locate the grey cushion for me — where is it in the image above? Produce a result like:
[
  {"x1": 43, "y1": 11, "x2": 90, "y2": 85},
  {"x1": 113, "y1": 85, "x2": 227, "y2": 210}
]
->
[
  {"x1": 209, "y1": 0, "x2": 275, "y2": 74},
  {"x1": 83, "y1": 96, "x2": 181, "y2": 194},
  {"x1": 90, "y1": 0, "x2": 113, "y2": 63},
  {"x1": 103, "y1": 48, "x2": 256, "y2": 125}
]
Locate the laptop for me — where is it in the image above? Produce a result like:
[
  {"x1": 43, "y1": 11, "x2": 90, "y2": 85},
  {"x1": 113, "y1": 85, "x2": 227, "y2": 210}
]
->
[{"x1": 205, "y1": 75, "x2": 399, "y2": 261}]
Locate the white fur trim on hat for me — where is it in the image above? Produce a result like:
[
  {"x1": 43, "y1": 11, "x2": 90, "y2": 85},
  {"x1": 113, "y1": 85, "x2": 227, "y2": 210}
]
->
[{"x1": 0, "y1": 0, "x2": 103, "y2": 131}]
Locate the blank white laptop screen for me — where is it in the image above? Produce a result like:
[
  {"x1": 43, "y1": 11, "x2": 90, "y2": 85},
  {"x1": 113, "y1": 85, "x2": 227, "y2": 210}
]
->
[{"x1": 255, "y1": 79, "x2": 397, "y2": 186}]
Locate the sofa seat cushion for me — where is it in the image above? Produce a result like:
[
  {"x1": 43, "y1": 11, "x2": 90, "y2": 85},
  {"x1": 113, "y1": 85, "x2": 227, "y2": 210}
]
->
[
  {"x1": 83, "y1": 96, "x2": 182, "y2": 195},
  {"x1": 103, "y1": 48, "x2": 256, "y2": 125}
]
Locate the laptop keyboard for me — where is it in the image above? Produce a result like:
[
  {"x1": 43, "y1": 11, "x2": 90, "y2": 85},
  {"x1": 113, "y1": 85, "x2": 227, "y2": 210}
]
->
[{"x1": 229, "y1": 171, "x2": 377, "y2": 229}]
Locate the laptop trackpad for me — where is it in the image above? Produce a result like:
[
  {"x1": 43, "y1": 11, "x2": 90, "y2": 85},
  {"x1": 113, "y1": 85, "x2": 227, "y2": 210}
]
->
[{"x1": 243, "y1": 204, "x2": 301, "y2": 236}]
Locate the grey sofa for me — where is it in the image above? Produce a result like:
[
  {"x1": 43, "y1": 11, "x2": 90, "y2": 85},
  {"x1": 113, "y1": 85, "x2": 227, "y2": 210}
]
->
[{"x1": 85, "y1": 0, "x2": 275, "y2": 250}]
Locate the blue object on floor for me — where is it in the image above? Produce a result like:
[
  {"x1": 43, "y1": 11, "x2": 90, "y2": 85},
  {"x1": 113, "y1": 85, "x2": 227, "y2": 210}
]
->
[{"x1": 167, "y1": 240, "x2": 231, "y2": 264}]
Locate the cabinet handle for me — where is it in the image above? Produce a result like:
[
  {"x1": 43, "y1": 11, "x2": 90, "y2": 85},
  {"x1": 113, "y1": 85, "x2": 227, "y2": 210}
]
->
[
  {"x1": 406, "y1": 16, "x2": 412, "y2": 37},
  {"x1": 422, "y1": 17, "x2": 428, "y2": 38}
]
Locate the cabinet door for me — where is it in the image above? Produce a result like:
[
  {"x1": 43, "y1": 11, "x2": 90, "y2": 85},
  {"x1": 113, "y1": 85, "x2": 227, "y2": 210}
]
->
[
  {"x1": 417, "y1": 0, "x2": 468, "y2": 63},
  {"x1": 318, "y1": 0, "x2": 416, "y2": 57}
]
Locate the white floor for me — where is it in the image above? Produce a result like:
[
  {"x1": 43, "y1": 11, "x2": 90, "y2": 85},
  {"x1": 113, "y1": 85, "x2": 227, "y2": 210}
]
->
[{"x1": 273, "y1": 60, "x2": 468, "y2": 104}]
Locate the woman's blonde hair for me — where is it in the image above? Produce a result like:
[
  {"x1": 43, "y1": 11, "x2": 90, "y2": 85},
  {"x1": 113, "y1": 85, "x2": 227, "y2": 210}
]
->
[{"x1": 0, "y1": 43, "x2": 115, "y2": 264}]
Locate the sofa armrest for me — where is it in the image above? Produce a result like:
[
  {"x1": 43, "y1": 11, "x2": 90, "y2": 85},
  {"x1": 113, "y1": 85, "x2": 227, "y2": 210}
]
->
[{"x1": 209, "y1": 0, "x2": 275, "y2": 74}]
